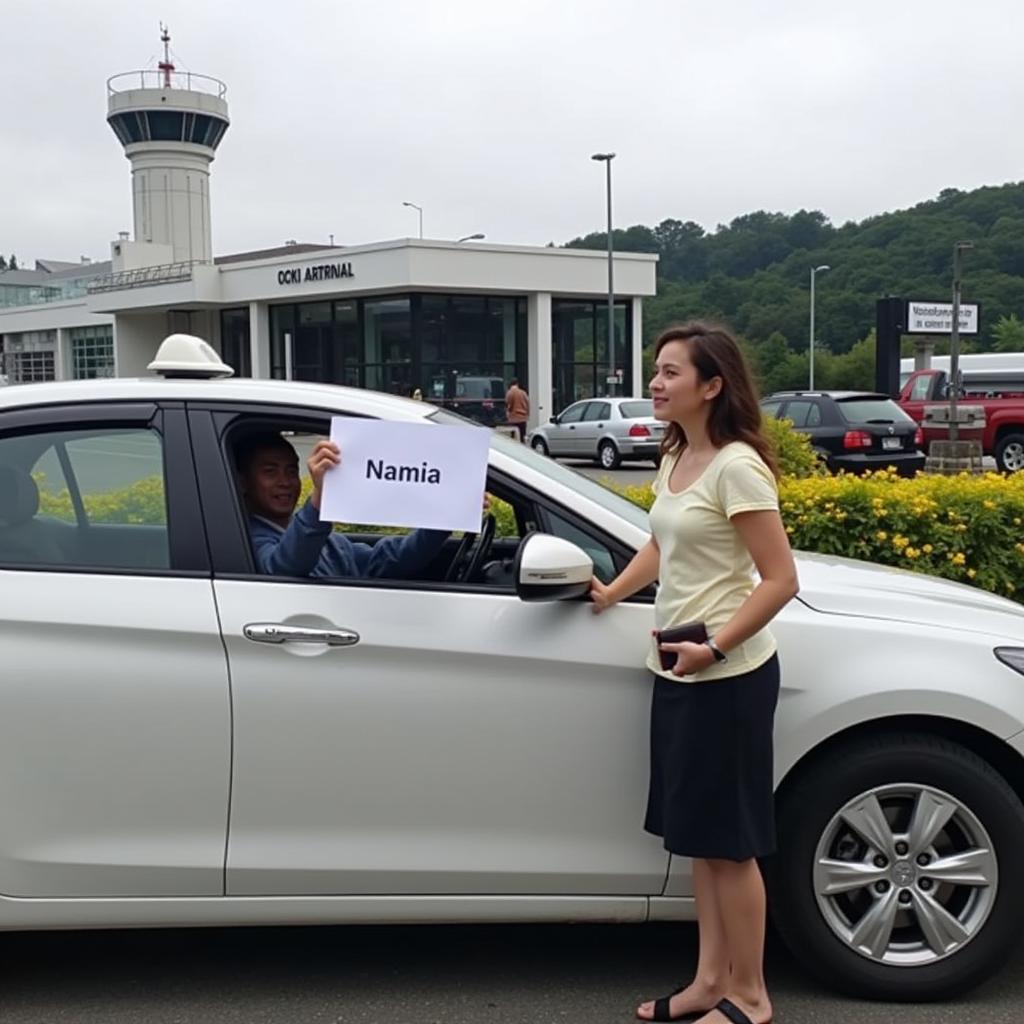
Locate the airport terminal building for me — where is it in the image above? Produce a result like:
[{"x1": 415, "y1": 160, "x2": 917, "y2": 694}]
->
[{"x1": 0, "y1": 40, "x2": 656, "y2": 429}]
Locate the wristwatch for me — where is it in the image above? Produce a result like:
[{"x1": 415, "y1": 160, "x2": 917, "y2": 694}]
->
[{"x1": 705, "y1": 637, "x2": 728, "y2": 664}]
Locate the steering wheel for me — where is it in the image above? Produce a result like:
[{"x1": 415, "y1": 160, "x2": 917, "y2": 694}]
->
[{"x1": 444, "y1": 513, "x2": 496, "y2": 584}]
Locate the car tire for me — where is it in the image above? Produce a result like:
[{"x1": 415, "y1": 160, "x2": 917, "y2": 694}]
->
[
  {"x1": 531, "y1": 436, "x2": 549, "y2": 456},
  {"x1": 598, "y1": 440, "x2": 621, "y2": 470},
  {"x1": 994, "y1": 432, "x2": 1024, "y2": 473},
  {"x1": 769, "y1": 732, "x2": 1024, "y2": 1002}
]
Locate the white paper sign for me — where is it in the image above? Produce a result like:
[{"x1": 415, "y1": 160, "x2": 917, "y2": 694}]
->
[{"x1": 319, "y1": 419, "x2": 490, "y2": 533}]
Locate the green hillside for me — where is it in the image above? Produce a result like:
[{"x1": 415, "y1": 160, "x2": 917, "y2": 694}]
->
[{"x1": 566, "y1": 182, "x2": 1024, "y2": 392}]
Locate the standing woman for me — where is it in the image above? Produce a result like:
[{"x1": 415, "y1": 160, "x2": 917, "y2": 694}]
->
[{"x1": 591, "y1": 323, "x2": 798, "y2": 1024}]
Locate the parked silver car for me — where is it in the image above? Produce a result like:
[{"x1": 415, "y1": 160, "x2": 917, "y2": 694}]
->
[{"x1": 528, "y1": 397, "x2": 663, "y2": 468}]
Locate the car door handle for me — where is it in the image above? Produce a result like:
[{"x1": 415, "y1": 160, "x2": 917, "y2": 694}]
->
[{"x1": 243, "y1": 623, "x2": 361, "y2": 647}]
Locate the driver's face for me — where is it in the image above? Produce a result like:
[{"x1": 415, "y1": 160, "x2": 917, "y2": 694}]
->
[{"x1": 242, "y1": 446, "x2": 302, "y2": 526}]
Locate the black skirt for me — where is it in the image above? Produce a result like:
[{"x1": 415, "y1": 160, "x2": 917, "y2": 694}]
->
[{"x1": 644, "y1": 653, "x2": 780, "y2": 862}]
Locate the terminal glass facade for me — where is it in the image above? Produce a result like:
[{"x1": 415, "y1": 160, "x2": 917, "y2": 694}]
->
[
  {"x1": 270, "y1": 294, "x2": 527, "y2": 420},
  {"x1": 2, "y1": 330, "x2": 57, "y2": 384},
  {"x1": 551, "y1": 299, "x2": 632, "y2": 413},
  {"x1": 220, "y1": 307, "x2": 252, "y2": 377},
  {"x1": 70, "y1": 326, "x2": 115, "y2": 379}
]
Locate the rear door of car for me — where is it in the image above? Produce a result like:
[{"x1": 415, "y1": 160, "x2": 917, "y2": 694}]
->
[
  {"x1": 835, "y1": 396, "x2": 919, "y2": 454},
  {"x1": 0, "y1": 401, "x2": 230, "y2": 898}
]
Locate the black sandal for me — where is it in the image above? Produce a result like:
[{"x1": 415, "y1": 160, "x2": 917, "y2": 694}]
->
[
  {"x1": 641, "y1": 985, "x2": 710, "y2": 1022},
  {"x1": 713, "y1": 997, "x2": 771, "y2": 1024}
]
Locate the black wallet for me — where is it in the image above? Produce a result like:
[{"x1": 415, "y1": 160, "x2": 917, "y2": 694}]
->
[{"x1": 654, "y1": 620, "x2": 708, "y2": 671}]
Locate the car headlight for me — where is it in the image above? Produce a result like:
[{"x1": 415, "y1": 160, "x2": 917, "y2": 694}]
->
[{"x1": 995, "y1": 648, "x2": 1024, "y2": 676}]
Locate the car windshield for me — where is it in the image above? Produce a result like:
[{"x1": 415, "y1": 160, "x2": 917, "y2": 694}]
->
[
  {"x1": 619, "y1": 400, "x2": 653, "y2": 419},
  {"x1": 836, "y1": 398, "x2": 914, "y2": 425},
  {"x1": 428, "y1": 407, "x2": 651, "y2": 531}
]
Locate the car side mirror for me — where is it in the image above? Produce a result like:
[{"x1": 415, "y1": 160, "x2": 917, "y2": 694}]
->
[
  {"x1": 514, "y1": 532, "x2": 593, "y2": 603},
  {"x1": 549, "y1": 414, "x2": 560, "y2": 424}
]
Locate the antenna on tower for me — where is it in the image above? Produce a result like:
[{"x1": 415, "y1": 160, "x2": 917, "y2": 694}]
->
[{"x1": 158, "y1": 23, "x2": 175, "y2": 88}]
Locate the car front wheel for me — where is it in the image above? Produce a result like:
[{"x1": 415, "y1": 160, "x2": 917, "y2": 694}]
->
[
  {"x1": 770, "y1": 732, "x2": 1024, "y2": 1001},
  {"x1": 530, "y1": 436, "x2": 549, "y2": 456}
]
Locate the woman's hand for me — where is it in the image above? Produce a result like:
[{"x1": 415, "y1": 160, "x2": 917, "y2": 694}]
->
[
  {"x1": 659, "y1": 639, "x2": 716, "y2": 676},
  {"x1": 308, "y1": 440, "x2": 341, "y2": 508},
  {"x1": 590, "y1": 577, "x2": 615, "y2": 614}
]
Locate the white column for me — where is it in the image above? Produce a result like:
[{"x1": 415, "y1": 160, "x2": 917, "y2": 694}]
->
[
  {"x1": 55, "y1": 328, "x2": 71, "y2": 382},
  {"x1": 249, "y1": 301, "x2": 270, "y2": 378},
  {"x1": 527, "y1": 292, "x2": 552, "y2": 431},
  {"x1": 631, "y1": 296, "x2": 644, "y2": 396}
]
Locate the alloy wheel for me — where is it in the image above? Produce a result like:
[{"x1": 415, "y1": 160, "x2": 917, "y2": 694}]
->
[
  {"x1": 999, "y1": 440, "x2": 1024, "y2": 472},
  {"x1": 812, "y1": 783, "x2": 997, "y2": 967}
]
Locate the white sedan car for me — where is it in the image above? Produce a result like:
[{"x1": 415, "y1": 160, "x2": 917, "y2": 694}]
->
[{"x1": 1, "y1": 339, "x2": 1024, "y2": 1003}]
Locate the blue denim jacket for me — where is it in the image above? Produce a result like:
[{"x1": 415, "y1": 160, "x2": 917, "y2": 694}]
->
[{"x1": 249, "y1": 498, "x2": 449, "y2": 579}]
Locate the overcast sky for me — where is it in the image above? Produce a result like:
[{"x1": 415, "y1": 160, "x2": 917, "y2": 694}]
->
[{"x1": 3, "y1": 0, "x2": 1023, "y2": 264}]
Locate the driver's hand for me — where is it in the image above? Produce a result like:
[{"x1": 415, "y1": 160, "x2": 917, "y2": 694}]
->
[{"x1": 308, "y1": 440, "x2": 341, "y2": 508}]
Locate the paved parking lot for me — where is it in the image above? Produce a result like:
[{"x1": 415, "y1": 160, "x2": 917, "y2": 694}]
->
[{"x1": 1, "y1": 922, "x2": 1021, "y2": 1023}]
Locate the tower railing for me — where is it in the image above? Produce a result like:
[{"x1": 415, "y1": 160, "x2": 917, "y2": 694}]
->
[
  {"x1": 107, "y1": 70, "x2": 227, "y2": 99},
  {"x1": 86, "y1": 260, "x2": 211, "y2": 293}
]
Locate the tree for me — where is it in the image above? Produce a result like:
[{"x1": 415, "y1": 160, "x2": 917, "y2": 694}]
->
[
  {"x1": 992, "y1": 314, "x2": 1024, "y2": 353},
  {"x1": 8, "y1": 255, "x2": 17, "y2": 270},
  {"x1": 0, "y1": 255, "x2": 6, "y2": 271}
]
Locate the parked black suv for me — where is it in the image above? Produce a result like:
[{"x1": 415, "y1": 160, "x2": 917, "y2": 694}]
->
[{"x1": 761, "y1": 391, "x2": 926, "y2": 476}]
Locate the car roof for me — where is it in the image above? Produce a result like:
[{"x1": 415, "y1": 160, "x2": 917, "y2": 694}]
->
[
  {"x1": 566, "y1": 396, "x2": 649, "y2": 406},
  {"x1": 0, "y1": 377, "x2": 438, "y2": 422},
  {"x1": 763, "y1": 391, "x2": 892, "y2": 402}
]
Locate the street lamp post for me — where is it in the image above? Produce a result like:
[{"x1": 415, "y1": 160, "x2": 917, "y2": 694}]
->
[
  {"x1": 456, "y1": 233, "x2": 485, "y2": 243},
  {"x1": 591, "y1": 152, "x2": 616, "y2": 395},
  {"x1": 402, "y1": 201, "x2": 423, "y2": 239},
  {"x1": 948, "y1": 241, "x2": 974, "y2": 443},
  {"x1": 808, "y1": 264, "x2": 830, "y2": 390}
]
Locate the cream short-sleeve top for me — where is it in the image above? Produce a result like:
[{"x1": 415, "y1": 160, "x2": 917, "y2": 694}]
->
[{"x1": 646, "y1": 440, "x2": 779, "y2": 682}]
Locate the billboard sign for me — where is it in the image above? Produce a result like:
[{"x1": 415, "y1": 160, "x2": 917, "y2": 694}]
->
[{"x1": 905, "y1": 300, "x2": 979, "y2": 335}]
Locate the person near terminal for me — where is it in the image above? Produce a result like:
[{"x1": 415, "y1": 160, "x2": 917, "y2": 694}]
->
[
  {"x1": 590, "y1": 322, "x2": 798, "y2": 1024},
  {"x1": 505, "y1": 378, "x2": 530, "y2": 441},
  {"x1": 237, "y1": 432, "x2": 449, "y2": 579}
]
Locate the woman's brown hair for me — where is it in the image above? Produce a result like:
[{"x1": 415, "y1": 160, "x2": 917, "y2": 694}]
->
[{"x1": 655, "y1": 321, "x2": 778, "y2": 477}]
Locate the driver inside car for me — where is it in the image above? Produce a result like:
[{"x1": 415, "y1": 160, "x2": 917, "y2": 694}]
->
[{"x1": 237, "y1": 431, "x2": 455, "y2": 580}]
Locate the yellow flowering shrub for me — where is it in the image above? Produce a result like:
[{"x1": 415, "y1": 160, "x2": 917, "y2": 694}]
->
[
  {"x1": 761, "y1": 415, "x2": 826, "y2": 480},
  {"x1": 36, "y1": 475, "x2": 167, "y2": 525}
]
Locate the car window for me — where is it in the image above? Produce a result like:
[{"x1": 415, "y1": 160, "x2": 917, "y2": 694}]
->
[
  {"x1": 619, "y1": 400, "x2": 652, "y2": 419},
  {"x1": 0, "y1": 427, "x2": 169, "y2": 570},
  {"x1": 782, "y1": 400, "x2": 815, "y2": 428},
  {"x1": 558, "y1": 403, "x2": 587, "y2": 424},
  {"x1": 836, "y1": 398, "x2": 914, "y2": 425},
  {"x1": 583, "y1": 402, "x2": 611, "y2": 421},
  {"x1": 539, "y1": 508, "x2": 616, "y2": 583},
  {"x1": 760, "y1": 401, "x2": 783, "y2": 419},
  {"x1": 909, "y1": 375, "x2": 934, "y2": 401},
  {"x1": 486, "y1": 430, "x2": 651, "y2": 533}
]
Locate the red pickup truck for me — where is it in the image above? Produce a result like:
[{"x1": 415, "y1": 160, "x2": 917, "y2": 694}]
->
[{"x1": 899, "y1": 369, "x2": 1024, "y2": 472}]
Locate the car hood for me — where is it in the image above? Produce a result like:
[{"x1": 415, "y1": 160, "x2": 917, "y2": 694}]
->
[{"x1": 794, "y1": 551, "x2": 1024, "y2": 640}]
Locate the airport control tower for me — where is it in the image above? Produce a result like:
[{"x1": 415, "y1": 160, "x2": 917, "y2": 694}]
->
[{"x1": 106, "y1": 26, "x2": 229, "y2": 265}]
